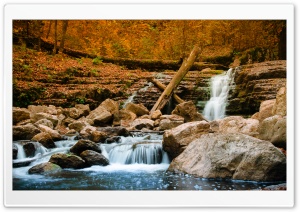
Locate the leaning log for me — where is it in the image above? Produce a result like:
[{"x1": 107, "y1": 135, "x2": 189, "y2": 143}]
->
[
  {"x1": 150, "y1": 78, "x2": 185, "y2": 104},
  {"x1": 150, "y1": 46, "x2": 201, "y2": 114}
]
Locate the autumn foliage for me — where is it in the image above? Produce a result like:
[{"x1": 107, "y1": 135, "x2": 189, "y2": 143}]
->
[{"x1": 13, "y1": 20, "x2": 286, "y2": 61}]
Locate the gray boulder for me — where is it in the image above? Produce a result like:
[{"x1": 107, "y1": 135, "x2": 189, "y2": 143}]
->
[{"x1": 168, "y1": 133, "x2": 286, "y2": 181}]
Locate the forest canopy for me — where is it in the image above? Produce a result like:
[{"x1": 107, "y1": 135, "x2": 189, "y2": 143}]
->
[{"x1": 13, "y1": 20, "x2": 286, "y2": 62}]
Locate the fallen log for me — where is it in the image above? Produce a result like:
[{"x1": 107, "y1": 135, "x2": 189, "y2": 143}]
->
[
  {"x1": 150, "y1": 46, "x2": 201, "y2": 114},
  {"x1": 150, "y1": 78, "x2": 185, "y2": 104}
]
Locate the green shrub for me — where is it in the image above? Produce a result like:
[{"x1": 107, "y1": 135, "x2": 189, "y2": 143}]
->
[{"x1": 92, "y1": 56, "x2": 103, "y2": 65}]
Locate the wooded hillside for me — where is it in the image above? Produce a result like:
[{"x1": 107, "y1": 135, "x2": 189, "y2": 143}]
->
[{"x1": 13, "y1": 20, "x2": 286, "y2": 64}]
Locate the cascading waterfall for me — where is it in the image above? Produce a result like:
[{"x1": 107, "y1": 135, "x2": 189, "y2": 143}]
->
[
  {"x1": 203, "y1": 68, "x2": 237, "y2": 121},
  {"x1": 122, "y1": 82, "x2": 153, "y2": 108}
]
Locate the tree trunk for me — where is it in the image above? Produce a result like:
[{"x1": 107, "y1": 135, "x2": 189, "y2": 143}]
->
[
  {"x1": 46, "y1": 20, "x2": 52, "y2": 39},
  {"x1": 52, "y1": 20, "x2": 58, "y2": 55},
  {"x1": 150, "y1": 78, "x2": 185, "y2": 104},
  {"x1": 59, "y1": 20, "x2": 69, "y2": 53},
  {"x1": 37, "y1": 20, "x2": 43, "y2": 51},
  {"x1": 150, "y1": 45, "x2": 201, "y2": 114}
]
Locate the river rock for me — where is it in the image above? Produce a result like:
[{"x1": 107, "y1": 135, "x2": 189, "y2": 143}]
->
[
  {"x1": 131, "y1": 118, "x2": 154, "y2": 130},
  {"x1": 100, "y1": 99, "x2": 119, "y2": 116},
  {"x1": 23, "y1": 142, "x2": 36, "y2": 157},
  {"x1": 258, "y1": 115, "x2": 286, "y2": 149},
  {"x1": 86, "y1": 105, "x2": 112, "y2": 126},
  {"x1": 62, "y1": 117, "x2": 75, "y2": 127},
  {"x1": 272, "y1": 87, "x2": 286, "y2": 116},
  {"x1": 28, "y1": 162, "x2": 62, "y2": 175},
  {"x1": 119, "y1": 109, "x2": 137, "y2": 127},
  {"x1": 97, "y1": 126, "x2": 131, "y2": 137},
  {"x1": 80, "y1": 150, "x2": 109, "y2": 166},
  {"x1": 163, "y1": 121, "x2": 211, "y2": 159},
  {"x1": 31, "y1": 112, "x2": 59, "y2": 128},
  {"x1": 256, "y1": 99, "x2": 276, "y2": 122},
  {"x1": 63, "y1": 107, "x2": 82, "y2": 119},
  {"x1": 13, "y1": 123, "x2": 41, "y2": 140},
  {"x1": 151, "y1": 110, "x2": 162, "y2": 120},
  {"x1": 70, "y1": 139, "x2": 102, "y2": 155},
  {"x1": 31, "y1": 132, "x2": 55, "y2": 148},
  {"x1": 172, "y1": 101, "x2": 207, "y2": 122},
  {"x1": 159, "y1": 118, "x2": 184, "y2": 131},
  {"x1": 37, "y1": 125, "x2": 62, "y2": 141},
  {"x1": 34, "y1": 119, "x2": 54, "y2": 129},
  {"x1": 79, "y1": 126, "x2": 97, "y2": 139},
  {"x1": 124, "y1": 102, "x2": 149, "y2": 116},
  {"x1": 262, "y1": 183, "x2": 287, "y2": 190},
  {"x1": 28, "y1": 105, "x2": 58, "y2": 115},
  {"x1": 105, "y1": 136, "x2": 122, "y2": 144},
  {"x1": 90, "y1": 130, "x2": 108, "y2": 143},
  {"x1": 13, "y1": 107, "x2": 30, "y2": 125},
  {"x1": 168, "y1": 133, "x2": 286, "y2": 181},
  {"x1": 68, "y1": 120, "x2": 89, "y2": 132},
  {"x1": 216, "y1": 116, "x2": 259, "y2": 137},
  {"x1": 49, "y1": 153, "x2": 86, "y2": 169}
]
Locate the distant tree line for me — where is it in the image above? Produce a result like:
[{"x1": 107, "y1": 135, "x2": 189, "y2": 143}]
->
[{"x1": 13, "y1": 20, "x2": 286, "y2": 62}]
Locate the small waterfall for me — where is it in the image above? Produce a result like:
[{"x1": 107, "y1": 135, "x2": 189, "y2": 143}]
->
[
  {"x1": 122, "y1": 82, "x2": 153, "y2": 108},
  {"x1": 108, "y1": 142, "x2": 163, "y2": 165},
  {"x1": 15, "y1": 143, "x2": 26, "y2": 160},
  {"x1": 203, "y1": 68, "x2": 237, "y2": 121}
]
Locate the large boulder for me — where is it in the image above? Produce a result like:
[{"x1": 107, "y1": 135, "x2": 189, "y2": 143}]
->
[
  {"x1": 34, "y1": 119, "x2": 54, "y2": 129},
  {"x1": 163, "y1": 121, "x2": 211, "y2": 159},
  {"x1": 68, "y1": 120, "x2": 89, "y2": 132},
  {"x1": 37, "y1": 125, "x2": 62, "y2": 141},
  {"x1": 253, "y1": 99, "x2": 276, "y2": 122},
  {"x1": 272, "y1": 87, "x2": 286, "y2": 116},
  {"x1": 100, "y1": 99, "x2": 119, "y2": 116},
  {"x1": 258, "y1": 115, "x2": 286, "y2": 149},
  {"x1": 97, "y1": 126, "x2": 131, "y2": 137},
  {"x1": 151, "y1": 110, "x2": 162, "y2": 120},
  {"x1": 13, "y1": 107, "x2": 30, "y2": 125},
  {"x1": 80, "y1": 150, "x2": 109, "y2": 166},
  {"x1": 31, "y1": 112, "x2": 59, "y2": 128},
  {"x1": 31, "y1": 132, "x2": 55, "y2": 148},
  {"x1": 159, "y1": 118, "x2": 184, "y2": 131},
  {"x1": 215, "y1": 116, "x2": 259, "y2": 137},
  {"x1": 168, "y1": 133, "x2": 286, "y2": 181},
  {"x1": 119, "y1": 109, "x2": 137, "y2": 127},
  {"x1": 86, "y1": 105, "x2": 112, "y2": 126},
  {"x1": 90, "y1": 131, "x2": 108, "y2": 143},
  {"x1": 79, "y1": 126, "x2": 97, "y2": 139},
  {"x1": 28, "y1": 105, "x2": 58, "y2": 115},
  {"x1": 49, "y1": 153, "x2": 86, "y2": 169},
  {"x1": 70, "y1": 139, "x2": 102, "y2": 155},
  {"x1": 172, "y1": 101, "x2": 207, "y2": 122},
  {"x1": 23, "y1": 142, "x2": 36, "y2": 157},
  {"x1": 13, "y1": 123, "x2": 41, "y2": 140},
  {"x1": 28, "y1": 162, "x2": 62, "y2": 175},
  {"x1": 63, "y1": 104, "x2": 90, "y2": 119},
  {"x1": 124, "y1": 102, "x2": 149, "y2": 116},
  {"x1": 130, "y1": 118, "x2": 154, "y2": 130}
]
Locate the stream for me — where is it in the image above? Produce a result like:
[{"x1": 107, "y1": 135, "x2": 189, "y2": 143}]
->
[{"x1": 13, "y1": 133, "x2": 282, "y2": 190}]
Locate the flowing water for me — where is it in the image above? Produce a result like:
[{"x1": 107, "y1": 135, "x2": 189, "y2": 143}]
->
[
  {"x1": 123, "y1": 82, "x2": 153, "y2": 108},
  {"x1": 13, "y1": 132, "x2": 282, "y2": 190},
  {"x1": 203, "y1": 68, "x2": 237, "y2": 121}
]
